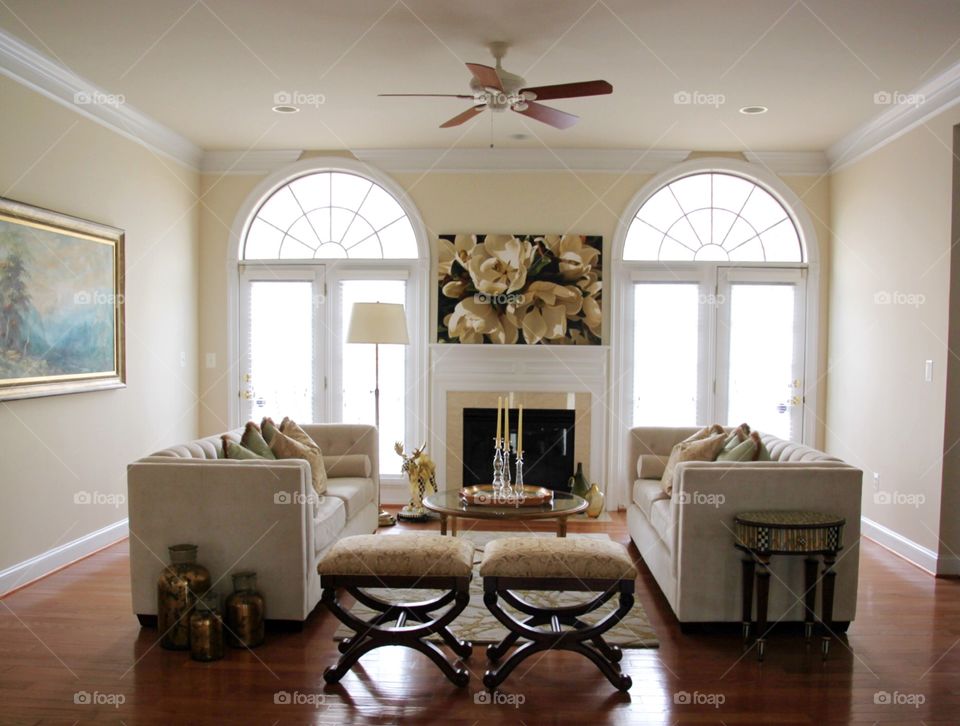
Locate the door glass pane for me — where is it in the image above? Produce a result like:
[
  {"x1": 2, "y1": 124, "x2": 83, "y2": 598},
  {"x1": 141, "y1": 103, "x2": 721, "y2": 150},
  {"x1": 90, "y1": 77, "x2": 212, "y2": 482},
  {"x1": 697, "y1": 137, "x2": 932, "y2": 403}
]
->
[
  {"x1": 726, "y1": 284, "x2": 798, "y2": 440},
  {"x1": 633, "y1": 283, "x2": 701, "y2": 426},
  {"x1": 245, "y1": 280, "x2": 314, "y2": 423},
  {"x1": 340, "y1": 280, "x2": 406, "y2": 476}
]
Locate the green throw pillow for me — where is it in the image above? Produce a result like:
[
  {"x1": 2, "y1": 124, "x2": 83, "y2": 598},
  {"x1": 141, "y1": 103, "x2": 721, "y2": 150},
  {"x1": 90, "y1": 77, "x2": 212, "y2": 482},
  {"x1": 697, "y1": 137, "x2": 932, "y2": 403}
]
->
[
  {"x1": 241, "y1": 422, "x2": 276, "y2": 459},
  {"x1": 718, "y1": 438, "x2": 758, "y2": 462},
  {"x1": 260, "y1": 417, "x2": 279, "y2": 445},
  {"x1": 222, "y1": 436, "x2": 265, "y2": 460}
]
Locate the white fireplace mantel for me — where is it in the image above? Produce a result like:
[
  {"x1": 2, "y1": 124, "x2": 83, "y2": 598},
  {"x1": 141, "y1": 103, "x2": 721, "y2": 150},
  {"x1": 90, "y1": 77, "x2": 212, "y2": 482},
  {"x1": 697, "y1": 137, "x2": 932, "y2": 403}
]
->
[{"x1": 428, "y1": 344, "x2": 611, "y2": 500}]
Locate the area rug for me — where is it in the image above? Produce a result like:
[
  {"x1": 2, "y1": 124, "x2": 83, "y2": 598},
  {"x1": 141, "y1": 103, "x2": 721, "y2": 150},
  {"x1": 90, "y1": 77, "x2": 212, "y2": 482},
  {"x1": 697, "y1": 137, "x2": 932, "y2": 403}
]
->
[{"x1": 331, "y1": 531, "x2": 658, "y2": 648}]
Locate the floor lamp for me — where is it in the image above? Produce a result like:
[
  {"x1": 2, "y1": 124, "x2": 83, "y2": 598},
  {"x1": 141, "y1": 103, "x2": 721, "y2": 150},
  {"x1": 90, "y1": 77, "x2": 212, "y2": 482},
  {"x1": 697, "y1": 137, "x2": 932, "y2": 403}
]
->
[{"x1": 347, "y1": 302, "x2": 409, "y2": 528}]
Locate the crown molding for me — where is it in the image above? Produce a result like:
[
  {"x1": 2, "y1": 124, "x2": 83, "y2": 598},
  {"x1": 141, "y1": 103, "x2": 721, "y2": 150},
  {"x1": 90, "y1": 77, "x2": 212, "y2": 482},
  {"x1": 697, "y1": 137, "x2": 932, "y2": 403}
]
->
[
  {"x1": 827, "y1": 59, "x2": 960, "y2": 173},
  {"x1": 744, "y1": 151, "x2": 829, "y2": 176},
  {"x1": 352, "y1": 148, "x2": 691, "y2": 174},
  {"x1": 200, "y1": 149, "x2": 301, "y2": 174},
  {"x1": 0, "y1": 27, "x2": 202, "y2": 169}
]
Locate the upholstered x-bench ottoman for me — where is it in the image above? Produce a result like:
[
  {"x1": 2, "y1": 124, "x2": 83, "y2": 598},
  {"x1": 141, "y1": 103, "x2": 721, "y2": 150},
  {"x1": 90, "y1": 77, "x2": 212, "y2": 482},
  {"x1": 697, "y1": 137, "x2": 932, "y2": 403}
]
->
[
  {"x1": 318, "y1": 534, "x2": 475, "y2": 686},
  {"x1": 479, "y1": 537, "x2": 638, "y2": 691}
]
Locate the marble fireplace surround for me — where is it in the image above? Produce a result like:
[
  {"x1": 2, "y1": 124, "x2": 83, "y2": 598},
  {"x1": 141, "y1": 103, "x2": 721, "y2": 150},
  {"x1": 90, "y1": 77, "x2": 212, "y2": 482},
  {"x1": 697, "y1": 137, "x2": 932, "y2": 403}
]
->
[{"x1": 429, "y1": 344, "x2": 609, "y2": 497}]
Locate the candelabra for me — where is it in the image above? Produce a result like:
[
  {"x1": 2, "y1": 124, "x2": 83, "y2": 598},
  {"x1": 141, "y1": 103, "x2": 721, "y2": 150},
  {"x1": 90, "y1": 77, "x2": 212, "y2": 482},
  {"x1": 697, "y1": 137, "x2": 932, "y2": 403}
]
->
[
  {"x1": 513, "y1": 452, "x2": 526, "y2": 503},
  {"x1": 491, "y1": 438, "x2": 505, "y2": 493}
]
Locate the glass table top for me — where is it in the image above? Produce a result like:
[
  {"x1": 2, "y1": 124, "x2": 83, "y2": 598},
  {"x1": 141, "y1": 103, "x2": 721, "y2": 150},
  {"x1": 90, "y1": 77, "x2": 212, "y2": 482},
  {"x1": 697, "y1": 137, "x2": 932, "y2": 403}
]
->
[{"x1": 423, "y1": 488, "x2": 588, "y2": 518}]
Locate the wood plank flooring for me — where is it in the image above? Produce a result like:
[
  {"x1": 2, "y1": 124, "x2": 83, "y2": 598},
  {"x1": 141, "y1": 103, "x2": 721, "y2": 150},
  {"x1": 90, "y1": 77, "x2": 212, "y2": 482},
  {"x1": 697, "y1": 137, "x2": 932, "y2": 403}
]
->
[{"x1": 1, "y1": 511, "x2": 958, "y2": 724}]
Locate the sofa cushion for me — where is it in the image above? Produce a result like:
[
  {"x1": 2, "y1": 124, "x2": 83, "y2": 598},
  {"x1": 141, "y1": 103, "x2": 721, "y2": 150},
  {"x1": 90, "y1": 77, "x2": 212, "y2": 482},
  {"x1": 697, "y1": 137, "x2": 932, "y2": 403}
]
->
[
  {"x1": 271, "y1": 430, "x2": 327, "y2": 496},
  {"x1": 313, "y1": 495, "x2": 347, "y2": 556},
  {"x1": 636, "y1": 455, "x2": 667, "y2": 480},
  {"x1": 325, "y1": 477, "x2": 375, "y2": 519},
  {"x1": 241, "y1": 422, "x2": 276, "y2": 459},
  {"x1": 319, "y1": 534, "x2": 475, "y2": 578},
  {"x1": 648, "y1": 498, "x2": 674, "y2": 553},
  {"x1": 323, "y1": 454, "x2": 372, "y2": 479},
  {"x1": 633, "y1": 479, "x2": 669, "y2": 520},
  {"x1": 479, "y1": 537, "x2": 637, "y2": 581},
  {"x1": 661, "y1": 431, "x2": 727, "y2": 495}
]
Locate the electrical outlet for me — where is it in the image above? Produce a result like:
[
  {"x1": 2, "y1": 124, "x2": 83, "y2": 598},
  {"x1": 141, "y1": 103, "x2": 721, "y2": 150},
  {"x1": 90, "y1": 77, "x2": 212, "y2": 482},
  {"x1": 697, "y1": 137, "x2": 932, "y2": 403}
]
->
[
  {"x1": 205, "y1": 353, "x2": 216, "y2": 369},
  {"x1": 873, "y1": 472, "x2": 880, "y2": 491}
]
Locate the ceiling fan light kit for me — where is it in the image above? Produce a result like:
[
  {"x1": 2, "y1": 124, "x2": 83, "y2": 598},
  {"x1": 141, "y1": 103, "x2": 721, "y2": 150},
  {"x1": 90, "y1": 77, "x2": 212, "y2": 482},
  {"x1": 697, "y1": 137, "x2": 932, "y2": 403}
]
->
[{"x1": 379, "y1": 43, "x2": 612, "y2": 130}]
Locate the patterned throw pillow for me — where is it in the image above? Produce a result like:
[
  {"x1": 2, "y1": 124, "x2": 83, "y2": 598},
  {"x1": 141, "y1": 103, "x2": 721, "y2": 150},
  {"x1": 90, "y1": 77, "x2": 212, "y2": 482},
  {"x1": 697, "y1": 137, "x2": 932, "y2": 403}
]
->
[
  {"x1": 270, "y1": 428, "x2": 328, "y2": 496},
  {"x1": 722, "y1": 423, "x2": 751, "y2": 450},
  {"x1": 241, "y1": 421, "x2": 276, "y2": 459},
  {"x1": 660, "y1": 431, "x2": 727, "y2": 496},
  {"x1": 221, "y1": 435, "x2": 265, "y2": 460}
]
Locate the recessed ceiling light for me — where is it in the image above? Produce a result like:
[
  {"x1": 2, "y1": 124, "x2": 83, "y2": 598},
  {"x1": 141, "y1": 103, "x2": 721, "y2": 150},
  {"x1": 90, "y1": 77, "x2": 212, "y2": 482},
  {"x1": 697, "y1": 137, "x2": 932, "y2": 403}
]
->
[
  {"x1": 510, "y1": 133, "x2": 529, "y2": 140},
  {"x1": 739, "y1": 105, "x2": 768, "y2": 115},
  {"x1": 272, "y1": 105, "x2": 300, "y2": 114}
]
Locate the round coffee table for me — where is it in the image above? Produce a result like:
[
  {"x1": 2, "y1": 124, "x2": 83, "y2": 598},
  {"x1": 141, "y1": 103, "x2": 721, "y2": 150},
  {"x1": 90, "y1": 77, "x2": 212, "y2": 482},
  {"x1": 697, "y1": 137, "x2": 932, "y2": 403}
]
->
[{"x1": 422, "y1": 489, "x2": 588, "y2": 537}]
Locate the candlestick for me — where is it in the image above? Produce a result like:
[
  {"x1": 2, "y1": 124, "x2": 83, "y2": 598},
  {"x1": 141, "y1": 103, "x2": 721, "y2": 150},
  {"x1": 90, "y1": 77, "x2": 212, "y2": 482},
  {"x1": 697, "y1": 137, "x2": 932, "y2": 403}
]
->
[
  {"x1": 496, "y1": 396, "x2": 502, "y2": 445},
  {"x1": 505, "y1": 400, "x2": 510, "y2": 453},
  {"x1": 518, "y1": 405, "x2": 523, "y2": 456}
]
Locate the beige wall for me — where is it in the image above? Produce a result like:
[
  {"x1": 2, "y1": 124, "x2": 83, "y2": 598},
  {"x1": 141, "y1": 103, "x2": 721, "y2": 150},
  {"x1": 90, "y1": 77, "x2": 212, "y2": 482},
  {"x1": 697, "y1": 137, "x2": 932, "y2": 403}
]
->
[
  {"x1": 0, "y1": 76, "x2": 200, "y2": 572},
  {"x1": 197, "y1": 164, "x2": 831, "y2": 451},
  {"x1": 827, "y1": 110, "x2": 960, "y2": 560}
]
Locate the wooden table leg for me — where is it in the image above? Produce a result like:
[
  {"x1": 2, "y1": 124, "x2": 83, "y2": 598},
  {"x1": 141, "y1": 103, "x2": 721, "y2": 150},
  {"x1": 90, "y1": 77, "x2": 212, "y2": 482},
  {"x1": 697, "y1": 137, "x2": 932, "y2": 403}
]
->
[
  {"x1": 450, "y1": 516, "x2": 458, "y2": 537},
  {"x1": 755, "y1": 554, "x2": 771, "y2": 661},
  {"x1": 741, "y1": 557, "x2": 755, "y2": 641},
  {"x1": 820, "y1": 553, "x2": 837, "y2": 659},
  {"x1": 439, "y1": 514, "x2": 448, "y2": 536},
  {"x1": 558, "y1": 517, "x2": 568, "y2": 538},
  {"x1": 804, "y1": 558, "x2": 818, "y2": 642}
]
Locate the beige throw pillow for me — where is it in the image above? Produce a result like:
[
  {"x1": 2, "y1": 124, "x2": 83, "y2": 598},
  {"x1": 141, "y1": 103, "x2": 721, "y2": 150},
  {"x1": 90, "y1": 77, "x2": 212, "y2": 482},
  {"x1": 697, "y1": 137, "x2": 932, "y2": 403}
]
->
[
  {"x1": 660, "y1": 431, "x2": 727, "y2": 496},
  {"x1": 270, "y1": 430, "x2": 327, "y2": 496}
]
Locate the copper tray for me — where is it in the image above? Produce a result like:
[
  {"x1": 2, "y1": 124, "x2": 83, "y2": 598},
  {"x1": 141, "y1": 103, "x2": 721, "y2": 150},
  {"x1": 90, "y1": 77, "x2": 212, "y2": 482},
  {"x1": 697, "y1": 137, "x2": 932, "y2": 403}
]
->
[{"x1": 459, "y1": 485, "x2": 554, "y2": 507}]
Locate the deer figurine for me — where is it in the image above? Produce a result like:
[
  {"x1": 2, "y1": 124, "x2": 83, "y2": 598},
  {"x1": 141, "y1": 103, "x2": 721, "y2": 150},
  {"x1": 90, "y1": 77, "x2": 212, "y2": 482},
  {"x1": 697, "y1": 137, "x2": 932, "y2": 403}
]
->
[{"x1": 394, "y1": 441, "x2": 438, "y2": 520}]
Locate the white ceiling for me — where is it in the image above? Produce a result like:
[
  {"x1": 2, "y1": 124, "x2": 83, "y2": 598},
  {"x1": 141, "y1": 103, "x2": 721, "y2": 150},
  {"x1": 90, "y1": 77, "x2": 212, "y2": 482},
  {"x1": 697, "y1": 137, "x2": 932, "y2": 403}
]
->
[{"x1": 2, "y1": 0, "x2": 959, "y2": 153}]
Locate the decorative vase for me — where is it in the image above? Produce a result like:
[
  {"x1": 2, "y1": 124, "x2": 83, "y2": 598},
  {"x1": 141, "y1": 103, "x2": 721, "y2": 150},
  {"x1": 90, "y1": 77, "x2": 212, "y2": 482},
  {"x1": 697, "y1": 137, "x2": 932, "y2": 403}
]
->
[
  {"x1": 157, "y1": 544, "x2": 211, "y2": 650},
  {"x1": 586, "y1": 483, "x2": 605, "y2": 518},
  {"x1": 225, "y1": 571, "x2": 265, "y2": 648},
  {"x1": 190, "y1": 591, "x2": 225, "y2": 662},
  {"x1": 571, "y1": 462, "x2": 590, "y2": 499}
]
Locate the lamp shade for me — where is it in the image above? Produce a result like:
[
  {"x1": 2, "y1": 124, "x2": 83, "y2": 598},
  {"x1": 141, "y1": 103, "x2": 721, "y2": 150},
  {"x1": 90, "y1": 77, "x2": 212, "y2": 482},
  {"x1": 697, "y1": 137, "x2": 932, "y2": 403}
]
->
[{"x1": 346, "y1": 302, "x2": 409, "y2": 345}]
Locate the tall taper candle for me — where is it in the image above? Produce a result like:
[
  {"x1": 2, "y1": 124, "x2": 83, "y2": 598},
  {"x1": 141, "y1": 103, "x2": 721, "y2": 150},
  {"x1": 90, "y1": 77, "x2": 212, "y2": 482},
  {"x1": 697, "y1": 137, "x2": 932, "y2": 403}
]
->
[
  {"x1": 505, "y1": 399, "x2": 510, "y2": 452},
  {"x1": 518, "y1": 405, "x2": 523, "y2": 456},
  {"x1": 496, "y1": 396, "x2": 502, "y2": 445}
]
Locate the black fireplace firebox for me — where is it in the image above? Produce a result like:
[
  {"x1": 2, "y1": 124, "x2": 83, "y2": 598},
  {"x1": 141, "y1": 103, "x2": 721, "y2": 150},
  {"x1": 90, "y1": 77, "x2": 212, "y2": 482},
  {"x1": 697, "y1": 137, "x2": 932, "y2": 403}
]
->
[{"x1": 461, "y1": 407, "x2": 576, "y2": 492}]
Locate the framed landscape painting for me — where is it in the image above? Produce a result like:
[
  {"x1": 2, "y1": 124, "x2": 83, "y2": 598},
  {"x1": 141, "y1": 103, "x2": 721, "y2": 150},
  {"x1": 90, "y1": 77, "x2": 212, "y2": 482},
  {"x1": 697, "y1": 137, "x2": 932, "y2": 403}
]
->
[{"x1": 0, "y1": 197, "x2": 125, "y2": 401}]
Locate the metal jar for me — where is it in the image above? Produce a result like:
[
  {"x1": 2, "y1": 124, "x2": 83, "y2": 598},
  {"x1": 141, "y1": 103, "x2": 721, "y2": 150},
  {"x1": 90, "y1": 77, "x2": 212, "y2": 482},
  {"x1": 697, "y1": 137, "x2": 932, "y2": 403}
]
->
[
  {"x1": 189, "y1": 592, "x2": 225, "y2": 662},
  {"x1": 225, "y1": 571, "x2": 265, "y2": 648},
  {"x1": 157, "y1": 544, "x2": 211, "y2": 650}
]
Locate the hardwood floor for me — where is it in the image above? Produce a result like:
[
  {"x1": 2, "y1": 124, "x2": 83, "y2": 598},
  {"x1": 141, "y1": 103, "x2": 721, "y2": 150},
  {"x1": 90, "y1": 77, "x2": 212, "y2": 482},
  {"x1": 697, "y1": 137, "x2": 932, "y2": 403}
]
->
[{"x1": 1, "y1": 511, "x2": 958, "y2": 725}]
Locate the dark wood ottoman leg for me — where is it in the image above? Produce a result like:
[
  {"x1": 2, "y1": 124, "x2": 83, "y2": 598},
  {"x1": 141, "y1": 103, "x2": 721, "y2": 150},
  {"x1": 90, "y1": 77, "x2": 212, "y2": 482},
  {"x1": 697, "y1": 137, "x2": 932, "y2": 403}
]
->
[
  {"x1": 482, "y1": 577, "x2": 633, "y2": 692},
  {"x1": 321, "y1": 580, "x2": 472, "y2": 687}
]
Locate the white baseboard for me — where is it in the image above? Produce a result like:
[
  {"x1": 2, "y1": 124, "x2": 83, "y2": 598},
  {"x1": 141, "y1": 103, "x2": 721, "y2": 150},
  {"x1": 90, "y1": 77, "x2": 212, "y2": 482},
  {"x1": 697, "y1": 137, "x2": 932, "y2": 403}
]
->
[
  {"x1": 0, "y1": 518, "x2": 128, "y2": 597},
  {"x1": 861, "y1": 516, "x2": 939, "y2": 575},
  {"x1": 380, "y1": 481, "x2": 410, "y2": 506}
]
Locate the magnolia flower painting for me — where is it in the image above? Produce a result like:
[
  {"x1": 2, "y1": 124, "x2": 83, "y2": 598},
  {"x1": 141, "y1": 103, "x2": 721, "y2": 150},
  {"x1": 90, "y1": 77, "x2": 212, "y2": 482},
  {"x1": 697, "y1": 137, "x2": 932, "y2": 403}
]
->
[{"x1": 437, "y1": 234, "x2": 602, "y2": 345}]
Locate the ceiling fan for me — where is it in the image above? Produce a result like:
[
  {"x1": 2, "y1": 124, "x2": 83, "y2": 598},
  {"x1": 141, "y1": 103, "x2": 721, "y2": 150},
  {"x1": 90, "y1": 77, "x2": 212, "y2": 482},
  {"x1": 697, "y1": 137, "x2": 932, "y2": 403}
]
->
[{"x1": 379, "y1": 42, "x2": 613, "y2": 130}]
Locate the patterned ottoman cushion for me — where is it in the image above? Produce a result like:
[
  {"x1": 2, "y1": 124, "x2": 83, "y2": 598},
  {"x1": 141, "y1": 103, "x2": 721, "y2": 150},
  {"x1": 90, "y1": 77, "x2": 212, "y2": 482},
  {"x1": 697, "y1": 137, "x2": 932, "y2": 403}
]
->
[
  {"x1": 479, "y1": 537, "x2": 638, "y2": 581},
  {"x1": 318, "y1": 534, "x2": 475, "y2": 578}
]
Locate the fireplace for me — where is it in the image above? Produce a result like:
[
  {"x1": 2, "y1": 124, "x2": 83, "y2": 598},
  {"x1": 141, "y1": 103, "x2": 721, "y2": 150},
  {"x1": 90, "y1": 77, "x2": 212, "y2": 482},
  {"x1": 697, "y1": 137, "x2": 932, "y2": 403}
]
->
[{"x1": 462, "y1": 407, "x2": 576, "y2": 491}]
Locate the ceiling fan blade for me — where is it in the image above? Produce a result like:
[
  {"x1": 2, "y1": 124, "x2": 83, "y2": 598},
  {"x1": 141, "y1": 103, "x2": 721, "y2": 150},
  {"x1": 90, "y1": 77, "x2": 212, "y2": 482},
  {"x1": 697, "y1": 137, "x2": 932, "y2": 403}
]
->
[
  {"x1": 440, "y1": 105, "x2": 486, "y2": 128},
  {"x1": 466, "y1": 63, "x2": 504, "y2": 91},
  {"x1": 520, "y1": 80, "x2": 613, "y2": 101},
  {"x1": 513, "y1": 101, "x2": 578, "y2": 129},
  {"x1": 379, "y1": 93, "x2": 476, "y2": 98}
]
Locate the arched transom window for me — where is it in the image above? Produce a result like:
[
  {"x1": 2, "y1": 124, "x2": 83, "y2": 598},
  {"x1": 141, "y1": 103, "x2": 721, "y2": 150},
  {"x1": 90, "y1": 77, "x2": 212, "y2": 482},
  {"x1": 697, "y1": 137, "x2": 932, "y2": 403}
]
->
[
  {"x1": 243, "y1": 171, "x2": 418, "y2": 260},
  {"x1": 623, "y1": 172, "x2": 804, "y2": 262}
]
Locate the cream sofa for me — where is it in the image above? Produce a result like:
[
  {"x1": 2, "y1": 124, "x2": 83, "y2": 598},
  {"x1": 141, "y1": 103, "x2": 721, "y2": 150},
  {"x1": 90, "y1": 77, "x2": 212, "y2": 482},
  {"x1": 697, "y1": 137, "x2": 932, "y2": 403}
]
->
[
  {"x1": 627, "y1": 427, "x2": 863, "y2": 626},
  {"x1": 127, "y1": 424, "x2": 379, "y2": 624}
]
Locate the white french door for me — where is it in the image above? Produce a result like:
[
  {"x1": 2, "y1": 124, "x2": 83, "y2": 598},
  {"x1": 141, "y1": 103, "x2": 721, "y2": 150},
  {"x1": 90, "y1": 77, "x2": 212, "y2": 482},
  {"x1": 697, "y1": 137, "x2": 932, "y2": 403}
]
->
[
  {"x1": 239, "y1": 265, "x2": 325, "y2": 424},
  {"x1": 716, "y1": 268, "x2": 806, "y2": 441},
  {"x1": 630, "y1": 265, "x2": 807, "y2": 441}
]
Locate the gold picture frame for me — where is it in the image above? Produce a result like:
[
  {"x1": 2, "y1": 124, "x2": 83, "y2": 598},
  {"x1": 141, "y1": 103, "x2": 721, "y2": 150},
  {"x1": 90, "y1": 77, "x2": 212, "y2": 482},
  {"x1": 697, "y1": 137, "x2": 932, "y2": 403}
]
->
[{"x1": 0, "y1": 196, "x2": 125, "y2": 401}]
